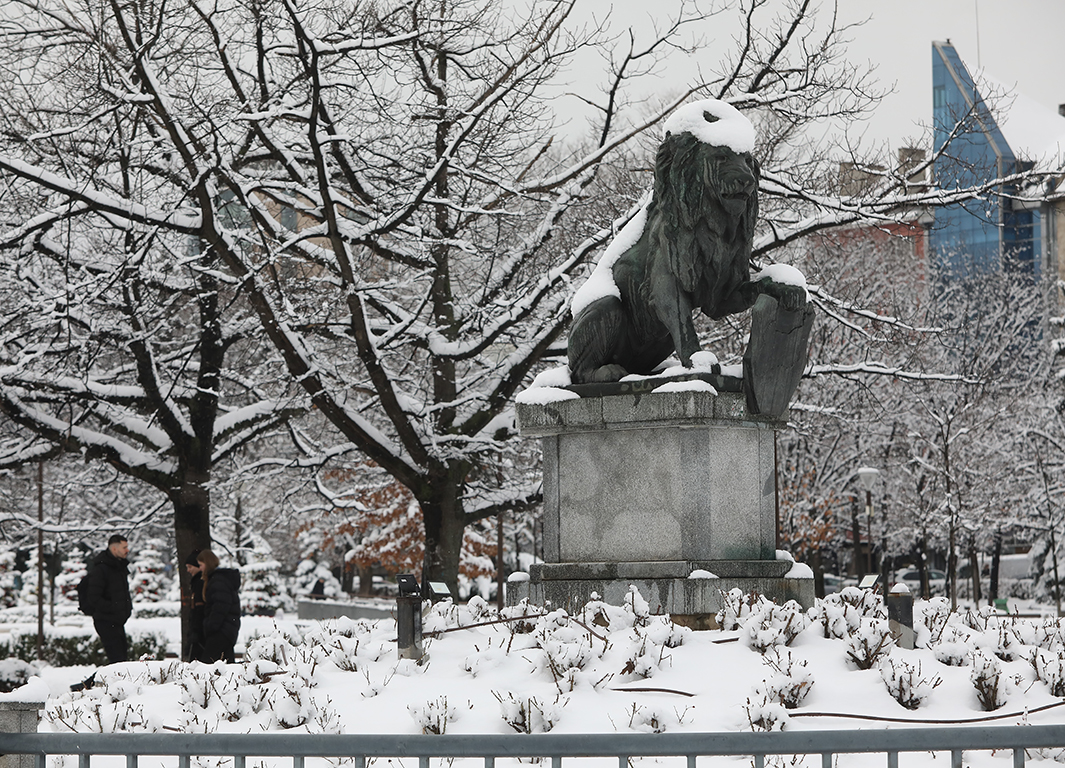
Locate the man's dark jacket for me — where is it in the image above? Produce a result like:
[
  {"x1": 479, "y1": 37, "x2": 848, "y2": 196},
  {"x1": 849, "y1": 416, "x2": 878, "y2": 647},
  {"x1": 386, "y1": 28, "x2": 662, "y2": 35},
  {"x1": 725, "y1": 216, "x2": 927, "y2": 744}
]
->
[
  {"x1": 203, "y1": 568, "x2": 241, "y2": 641},
  {"x1": 85, "y1": 549, "x2": 132, "y2": 624}
]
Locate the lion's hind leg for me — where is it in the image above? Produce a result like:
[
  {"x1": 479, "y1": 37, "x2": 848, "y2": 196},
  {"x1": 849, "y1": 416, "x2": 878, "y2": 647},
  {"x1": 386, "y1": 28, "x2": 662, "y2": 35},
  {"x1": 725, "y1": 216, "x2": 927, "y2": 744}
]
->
[{"x1": 568, "y1": 296, "x2": 630, "y2": 384}]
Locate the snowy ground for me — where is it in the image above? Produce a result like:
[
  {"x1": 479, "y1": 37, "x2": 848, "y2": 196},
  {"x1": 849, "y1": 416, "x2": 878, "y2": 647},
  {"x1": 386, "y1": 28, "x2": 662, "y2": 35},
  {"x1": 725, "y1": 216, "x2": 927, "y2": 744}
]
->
[{"x1": 3, "y1": 589, "x2": 1065, "y2": 768}]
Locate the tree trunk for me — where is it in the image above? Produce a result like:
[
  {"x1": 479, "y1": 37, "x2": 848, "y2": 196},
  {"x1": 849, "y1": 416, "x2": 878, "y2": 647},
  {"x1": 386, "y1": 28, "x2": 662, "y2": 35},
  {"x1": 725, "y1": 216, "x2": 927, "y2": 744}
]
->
[
  {"x1": 419, "y1": 474, "x2": 467, "y2": 597},
  {"x1": 172, "y1": 473, "x2": 212, "y2": 659},
  {"x1": 968, "y1": 539, "x2": 981, "y2": 603},
  {"x1": 989, "y1": 529, "x2": 1001, "y2": 602},
  {"x1": 811, "y1": 548, "x2": 825, "y2": 598},
  {"x1": 357, "y1": 563, "x2": 374, "y2": 597}
]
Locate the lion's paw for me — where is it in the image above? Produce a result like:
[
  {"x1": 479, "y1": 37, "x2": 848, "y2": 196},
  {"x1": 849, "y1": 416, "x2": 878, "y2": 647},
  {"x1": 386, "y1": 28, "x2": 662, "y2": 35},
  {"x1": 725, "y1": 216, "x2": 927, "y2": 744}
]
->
[{"x1": 589, "y1": 364, "x2": 629, "y2": 383}]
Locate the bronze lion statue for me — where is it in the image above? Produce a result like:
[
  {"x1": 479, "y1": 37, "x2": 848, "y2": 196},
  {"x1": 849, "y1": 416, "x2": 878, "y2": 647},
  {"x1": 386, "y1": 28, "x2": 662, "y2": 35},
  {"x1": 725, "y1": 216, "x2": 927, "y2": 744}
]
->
[{"x1": 568, "y1": 101, "x2": 808, "y2": 386}]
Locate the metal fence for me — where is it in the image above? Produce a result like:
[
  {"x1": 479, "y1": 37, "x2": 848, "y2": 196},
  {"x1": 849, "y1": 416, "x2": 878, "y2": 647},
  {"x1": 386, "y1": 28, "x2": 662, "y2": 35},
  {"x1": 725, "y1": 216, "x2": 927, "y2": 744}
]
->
[{"x1": 1, "y1": 725, "x2": 1064, "y2": 768}]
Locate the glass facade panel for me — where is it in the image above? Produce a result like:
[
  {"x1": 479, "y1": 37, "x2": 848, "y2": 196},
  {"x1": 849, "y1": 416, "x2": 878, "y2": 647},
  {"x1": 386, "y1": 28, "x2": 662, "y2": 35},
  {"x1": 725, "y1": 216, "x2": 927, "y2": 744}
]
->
[{"x1": 930, "y1": 42, "x2": 1041, "y2": 277}]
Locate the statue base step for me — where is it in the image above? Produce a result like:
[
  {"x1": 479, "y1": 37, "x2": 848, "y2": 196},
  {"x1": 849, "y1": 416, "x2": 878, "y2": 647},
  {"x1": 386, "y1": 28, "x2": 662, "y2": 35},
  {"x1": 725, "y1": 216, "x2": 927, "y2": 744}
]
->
[{"x1": 506, "y1": 559, "x2": 814, "y2": 624}]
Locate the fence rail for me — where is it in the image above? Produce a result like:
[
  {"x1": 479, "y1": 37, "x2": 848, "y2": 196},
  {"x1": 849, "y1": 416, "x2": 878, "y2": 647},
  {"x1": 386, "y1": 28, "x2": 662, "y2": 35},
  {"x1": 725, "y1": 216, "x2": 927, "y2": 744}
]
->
[{"x1": 2, "y1": 725, "x2": 1065, "y2": 768}]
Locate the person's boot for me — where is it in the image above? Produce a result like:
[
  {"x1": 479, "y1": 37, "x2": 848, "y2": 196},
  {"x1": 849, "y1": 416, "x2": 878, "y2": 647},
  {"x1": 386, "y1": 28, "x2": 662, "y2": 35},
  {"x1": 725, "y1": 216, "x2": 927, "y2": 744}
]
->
[{"x1": 69, "y1": 673, "x2": 95, "y2": 692}]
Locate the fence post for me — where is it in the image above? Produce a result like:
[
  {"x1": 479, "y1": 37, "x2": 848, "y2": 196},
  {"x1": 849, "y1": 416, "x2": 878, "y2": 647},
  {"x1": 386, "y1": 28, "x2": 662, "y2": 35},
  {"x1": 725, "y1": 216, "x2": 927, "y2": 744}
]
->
[{"x1": 0, "y1": 699, "x2": 45, "y2": 768}]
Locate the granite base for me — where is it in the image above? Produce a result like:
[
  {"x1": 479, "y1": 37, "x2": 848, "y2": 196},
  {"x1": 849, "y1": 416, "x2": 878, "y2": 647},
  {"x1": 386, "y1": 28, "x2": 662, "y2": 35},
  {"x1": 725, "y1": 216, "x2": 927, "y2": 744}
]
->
[{"x1": 506, "y1": 559, "x2": 815, "y2": 622}]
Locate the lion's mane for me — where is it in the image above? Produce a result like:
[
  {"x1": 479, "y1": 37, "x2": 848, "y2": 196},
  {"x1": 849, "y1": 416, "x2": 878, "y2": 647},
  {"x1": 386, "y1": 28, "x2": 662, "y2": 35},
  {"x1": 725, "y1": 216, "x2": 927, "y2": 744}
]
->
[{"x1": 645, "y1": 131, "x2": 759, "y2": 318}]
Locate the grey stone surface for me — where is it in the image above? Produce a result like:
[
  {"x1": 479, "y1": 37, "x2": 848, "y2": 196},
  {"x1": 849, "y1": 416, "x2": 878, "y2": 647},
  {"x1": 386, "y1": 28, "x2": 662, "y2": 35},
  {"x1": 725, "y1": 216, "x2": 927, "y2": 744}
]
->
[
  {"x1": 513, "y1": 388, "x2": 813, "y2": 620},
  {"x1": 0, "y1": 700, "x2": 42, "y2": 768},
  {"x1": 539, "y1": 423, "x2": 777, "y2": 563},
  {"x1": 541, "y1": 435, "x2": 561, "y2": 562},
  {"x1": 297, "y1": 599, "x2": 393, "y2": 622},
  {"x1": 506, "y1": 573, "x2": 814, "y2": 615},
  {"x1": 533, "y1": 560, "x2": 791, "y2": 580},
  {"x1": 517, "y1": 389, "x2": 785, "y2": 437},
  {"x1": 714, "y1": 391, "x2": 750, "y2": 421}
]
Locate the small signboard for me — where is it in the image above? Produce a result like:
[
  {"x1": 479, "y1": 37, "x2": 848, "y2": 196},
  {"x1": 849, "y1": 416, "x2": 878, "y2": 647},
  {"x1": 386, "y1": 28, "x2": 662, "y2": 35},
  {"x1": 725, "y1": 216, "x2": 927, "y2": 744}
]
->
[{"x1": 858, "y1": 574, "x2": 880, "y2": 590}]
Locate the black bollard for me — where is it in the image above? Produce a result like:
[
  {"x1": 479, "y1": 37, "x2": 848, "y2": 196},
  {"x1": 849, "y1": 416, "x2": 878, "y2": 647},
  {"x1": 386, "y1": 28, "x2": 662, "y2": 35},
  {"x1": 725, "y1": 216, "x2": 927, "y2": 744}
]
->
[
  {"x1": 886, "y1": 583, "x2": 915, "y2": 649},
  {"x1": 396, "y1": 574, "x2": 423, "y2": 660}
]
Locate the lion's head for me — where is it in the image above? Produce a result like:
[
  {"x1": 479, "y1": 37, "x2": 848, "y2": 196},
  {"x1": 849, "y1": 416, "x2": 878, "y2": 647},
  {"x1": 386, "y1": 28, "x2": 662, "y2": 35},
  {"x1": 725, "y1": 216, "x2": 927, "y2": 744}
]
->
[{"x1": 645, "y1": 106, "x2": 760, "y2": 306}]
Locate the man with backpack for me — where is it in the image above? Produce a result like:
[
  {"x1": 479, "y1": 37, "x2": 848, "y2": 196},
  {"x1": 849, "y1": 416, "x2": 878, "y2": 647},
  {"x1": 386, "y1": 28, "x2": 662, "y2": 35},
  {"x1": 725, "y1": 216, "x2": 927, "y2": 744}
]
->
[{"x1": 81, "y1": 534, "x2": 133, "y2": 666}]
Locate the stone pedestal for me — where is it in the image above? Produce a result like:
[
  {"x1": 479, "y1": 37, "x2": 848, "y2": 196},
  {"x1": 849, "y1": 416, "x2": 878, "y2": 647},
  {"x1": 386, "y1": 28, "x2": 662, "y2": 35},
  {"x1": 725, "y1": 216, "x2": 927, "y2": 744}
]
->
[
  {"x1": 0, "y1": 699, "x2": 43, "y2": 768},
  {"x1": 509, "y1": 386, "x2": 813, "y2": 620}
]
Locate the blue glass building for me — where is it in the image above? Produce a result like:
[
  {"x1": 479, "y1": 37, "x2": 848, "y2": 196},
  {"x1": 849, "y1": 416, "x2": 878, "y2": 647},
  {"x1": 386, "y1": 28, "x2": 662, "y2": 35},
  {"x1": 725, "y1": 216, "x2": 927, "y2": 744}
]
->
[{"x1": 931, "y1": 41, "x2": 1042, "y2": 278}]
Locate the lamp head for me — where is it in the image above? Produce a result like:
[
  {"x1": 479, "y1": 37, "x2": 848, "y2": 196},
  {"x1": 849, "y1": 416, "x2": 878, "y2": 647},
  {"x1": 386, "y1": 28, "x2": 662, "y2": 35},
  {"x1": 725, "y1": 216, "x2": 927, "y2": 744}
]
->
[{"x1": 856, "y1": 466, "x2": 880, "y2": 492}]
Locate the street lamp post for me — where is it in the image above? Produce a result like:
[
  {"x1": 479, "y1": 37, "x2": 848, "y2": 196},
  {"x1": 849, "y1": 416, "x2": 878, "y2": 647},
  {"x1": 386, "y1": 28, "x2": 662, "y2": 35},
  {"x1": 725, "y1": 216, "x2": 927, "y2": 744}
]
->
[{"x1": 857, "y1": 467, "x2": 883, "y2": 589}]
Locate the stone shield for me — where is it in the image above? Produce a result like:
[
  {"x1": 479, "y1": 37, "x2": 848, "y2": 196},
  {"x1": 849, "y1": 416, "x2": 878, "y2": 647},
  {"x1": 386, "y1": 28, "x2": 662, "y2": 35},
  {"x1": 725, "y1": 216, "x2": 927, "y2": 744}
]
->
[{"x1": 742, "y1": 294, "x2": 815, "y2": 419}]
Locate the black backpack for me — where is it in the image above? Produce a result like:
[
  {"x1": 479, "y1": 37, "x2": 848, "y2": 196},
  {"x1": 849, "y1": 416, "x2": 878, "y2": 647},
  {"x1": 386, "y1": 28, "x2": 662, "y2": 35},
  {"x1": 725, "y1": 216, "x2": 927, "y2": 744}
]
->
[{"x1": 76, "y1": 572, "x2": 92, "y2": 615}]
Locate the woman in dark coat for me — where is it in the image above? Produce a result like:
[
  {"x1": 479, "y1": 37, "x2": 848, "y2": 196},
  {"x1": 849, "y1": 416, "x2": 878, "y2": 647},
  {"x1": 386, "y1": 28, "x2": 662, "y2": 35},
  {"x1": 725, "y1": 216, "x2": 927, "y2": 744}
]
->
[
  {"x1": 197, "y1": 549, "x2": 241, "y2": 663},
  {"x1": 183, "y1": 550, "x2": 207, "y2": 662}
]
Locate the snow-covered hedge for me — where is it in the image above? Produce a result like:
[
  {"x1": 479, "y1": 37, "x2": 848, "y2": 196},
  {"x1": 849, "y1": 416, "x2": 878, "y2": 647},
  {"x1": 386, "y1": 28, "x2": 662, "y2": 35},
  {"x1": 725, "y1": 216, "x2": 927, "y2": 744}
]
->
[
  {"x1": 0, "y1": 626, "x2": 166, "y2": 667},
  {"x1": 37, "y1": 586, "x2": 1065, "y2": 738}
]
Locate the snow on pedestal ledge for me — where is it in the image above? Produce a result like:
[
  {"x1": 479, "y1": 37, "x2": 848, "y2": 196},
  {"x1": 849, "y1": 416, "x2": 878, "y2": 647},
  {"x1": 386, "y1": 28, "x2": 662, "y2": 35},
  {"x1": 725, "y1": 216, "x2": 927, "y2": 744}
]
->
[
  {"x1": 776, "y1": 549, "x2": 814, "y2": 579},
  {"x1": 515, "y1": 386, "x2": 579, "y2": 405},
  {"x1": 688, "y1": 569, "x2": 718, "y2": 579}
]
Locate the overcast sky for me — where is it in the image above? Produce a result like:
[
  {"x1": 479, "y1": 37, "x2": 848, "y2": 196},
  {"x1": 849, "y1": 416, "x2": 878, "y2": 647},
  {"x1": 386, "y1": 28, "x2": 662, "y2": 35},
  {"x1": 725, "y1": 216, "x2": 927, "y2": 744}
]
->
[
  {"x1": 837, "y1": 0, "x2": 1065, "y2": 146},
  {"x1": 558, "y1": 0, "x2": 1065, "y2": 151}
]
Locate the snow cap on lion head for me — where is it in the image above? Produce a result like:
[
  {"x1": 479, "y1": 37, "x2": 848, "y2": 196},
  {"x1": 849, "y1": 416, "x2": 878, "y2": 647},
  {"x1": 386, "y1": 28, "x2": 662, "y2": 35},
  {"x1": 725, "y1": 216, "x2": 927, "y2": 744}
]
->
[{"x1": 662, "y1": 98, "x2": 755, "y2": 153}]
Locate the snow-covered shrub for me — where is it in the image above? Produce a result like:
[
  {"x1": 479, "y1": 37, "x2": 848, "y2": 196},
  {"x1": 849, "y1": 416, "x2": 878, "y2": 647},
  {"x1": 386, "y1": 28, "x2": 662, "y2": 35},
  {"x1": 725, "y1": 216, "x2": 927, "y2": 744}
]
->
[
  {"x1": 55, "y1": 552, "x2": 86, "y2": 607},
  {"x1": 1033, "y1": 618, "x2": 1065, "y2": 653},
  {"x1": 754, "y1": 647, "x2": 813, "y2": 709},
  {"x1": 493, "y1": 691, "x2": 565, "y2": 733},
  {"x1": 623, "y1": 585, "x2": 651, "y2": 627},
  {"x1": 970, "y1": 650, "x2": 1007, "y2": 711},
  {"x1": 993, "y1": 622, "x2": 1022, "y2": 662},
  {"x1": 933, "y1": 642, "x2": 971, "y2": 667},
  {"x1": 465, "y1": 595, "x2": 494, "y2": 623},
  {"x1": 915, "y1": 597, "x2": 952, "y2": 648},
  {"x1": 293, "y1": 558, "x2": 342, "y2": 600},
  {"x1": 624, "y1": 703, "x2": 669, "y2": 733},
  {"x1": 879, "y1": 654, "x2": 941, "y2": 710},
  {"x1": 845, "y1": 618, "x2": 894, "y2": 670},
  {"x1": 744, "y1": 601, "x2": 806, "y2": 653},
  {"x1": 0, "y1": 550, "x2": 19, "y2": 608},
  {"x1": 0, "y1": 626, "x2": 165, "y2": 666},
  {"x1": 500, "y1": 599, "x2": 539, "y2": 635},
  {"x1": 717, "y1": 588, "x2": 770, "y2": 631},
  {"x1": 0, "y1": 657, "x2": 38, "y2": 692},
  {"x1": 533, "y1": 609, "x2": 598, "y2": 683},
  {"x1": 744, "y1": 696, "x2": 788, "y2": 732},
  {"x1": 408, "y1": 696, "x2": 459, "y2": 734},
  {"x1": 962, "y1": 605, "x2": 1000, "y2": 632},
  {"x1": 1029, "y1": 649, "x2": 1065, "y2": 697},
  {"x1": 616, "y1": 635, "x2": 661, "y2": 681},
  {"x1": 809, "y1": 587, "x2": 882, "y2": 640}
]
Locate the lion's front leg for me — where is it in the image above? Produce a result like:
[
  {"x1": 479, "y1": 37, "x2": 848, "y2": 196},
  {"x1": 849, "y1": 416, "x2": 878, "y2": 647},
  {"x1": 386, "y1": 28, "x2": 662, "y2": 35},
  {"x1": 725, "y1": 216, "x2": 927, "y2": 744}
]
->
[{"x1": 649, "y1": 264, "x2": 700, "y2": 367}]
